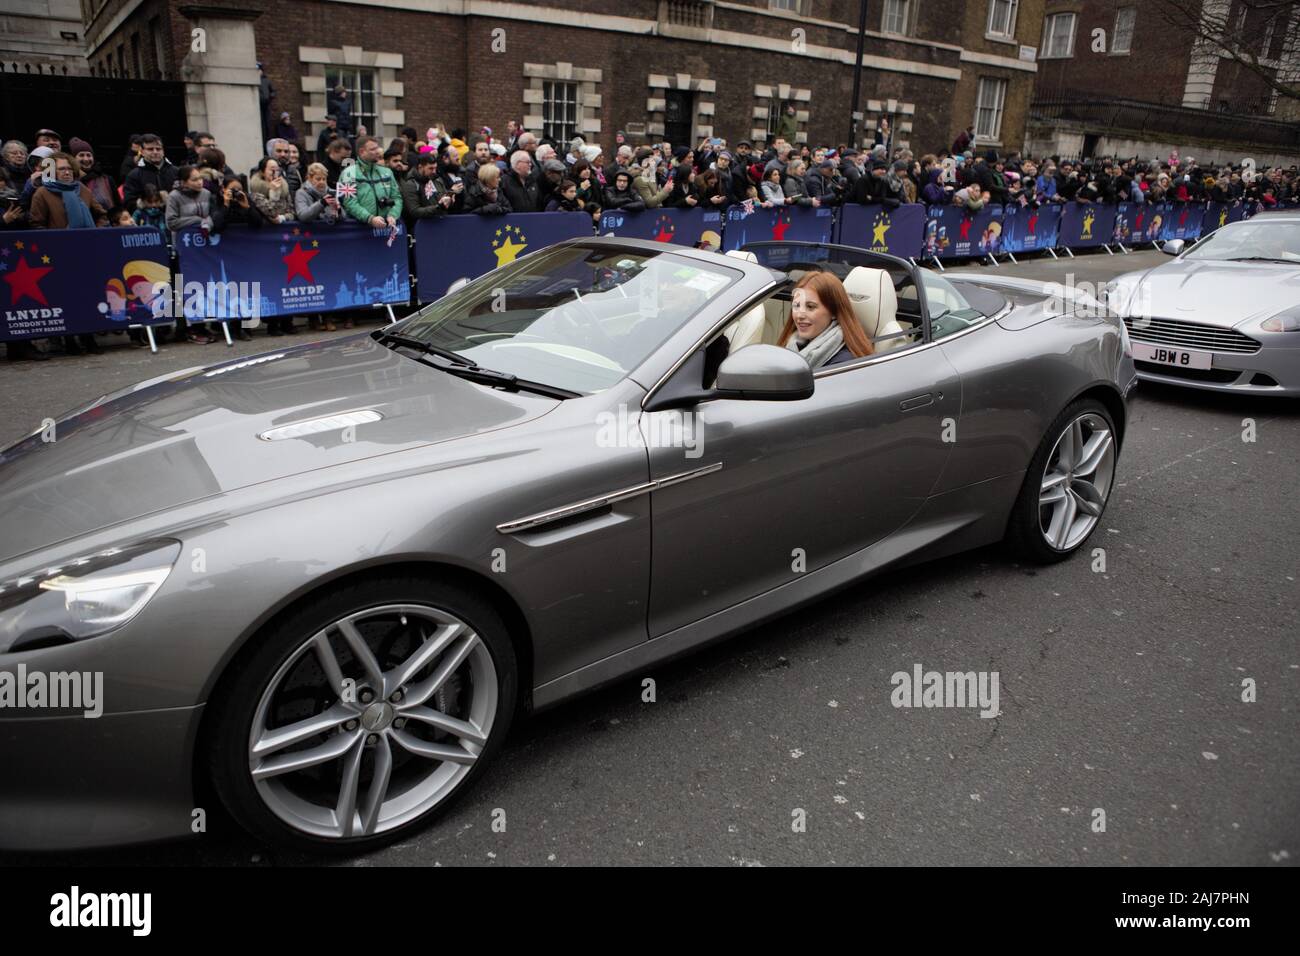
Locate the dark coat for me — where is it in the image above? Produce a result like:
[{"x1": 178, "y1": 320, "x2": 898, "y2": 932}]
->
[
  {"x1": 123, "y1": 158, "x2": 179, "y2": 207},
  {"x1": 500, "y1": 170, "x2": 540, "y2": 213}
]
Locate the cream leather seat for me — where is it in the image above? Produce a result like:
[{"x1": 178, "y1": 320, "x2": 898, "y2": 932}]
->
[
  {"x1": 842, "y1": 266, "x2": 906, "y2": 352},
  {"x1": 720, "y1": 251, "x2": 767, "y2": 350}
]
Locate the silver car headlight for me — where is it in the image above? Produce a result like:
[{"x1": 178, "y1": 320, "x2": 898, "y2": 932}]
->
[
  {"x1": 1259, "y1": 310, "x2": 1300, "y2": 333},
  {"x1": 0, "y1": 540, "x2": 181, "y2": 654}
]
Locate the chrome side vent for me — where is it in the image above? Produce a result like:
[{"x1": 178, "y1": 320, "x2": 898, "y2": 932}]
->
[{"x1": 258, "y1": 409, "x2": 382, "y2": 441}]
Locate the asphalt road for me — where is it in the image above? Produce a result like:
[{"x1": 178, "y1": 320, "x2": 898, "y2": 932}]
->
[{"x1": 2, "y1": 249, "x2": 1297, "y2": 866}]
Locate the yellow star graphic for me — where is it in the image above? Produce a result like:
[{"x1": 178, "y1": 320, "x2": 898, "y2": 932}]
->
[
  {"x1": 312, "y1": 240, "x2": 319, "y2": 247},
  {"x1": 872, "y1": 218, "x2": 890, "y2": 246},
  {"x1": 493, "y1": 235, "x2": 527, "y2": 266},
  {"x1": 495, "y1": 228, "x2": 503, "y2": 237},
  {"x1": 41, "y1": 255, "x2": 50, "y2": 264}
]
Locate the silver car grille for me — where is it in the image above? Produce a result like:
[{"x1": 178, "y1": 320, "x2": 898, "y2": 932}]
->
[{"x1": 1123, "y1": 316, "x2": 1261, "y2": 354}]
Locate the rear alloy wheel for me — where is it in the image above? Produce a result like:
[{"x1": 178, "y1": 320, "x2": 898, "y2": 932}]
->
[
  {"x1": 1007, "y1": 399, "x2": 1117, "y2": 563},
  {"x1": 210, "y1": 578, "x2": 516, "y2": 852}
]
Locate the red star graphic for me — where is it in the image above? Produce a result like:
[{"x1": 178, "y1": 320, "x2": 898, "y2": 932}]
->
[
  {"x1": 653, "y1": 227, "x2": 674, "y2": 242},
  {"x1": 3, "y1": 255, "x2": 53, "y2": 306},
  {"x1": 1027, "y1": 214, "x2": 1038, "y2": 233},
  {"x1": 772, "y1": 216, "x2": 790, "y2": 241},
  {"x1": 283, "y1": 241, "x2": 320, "y2": 284},
  {"x1": 959, "y1": 218, "x2": 972, "y2": 240},
  {"x1": 1135, "y1": 212, "x2": 1145, "y2": 231}
]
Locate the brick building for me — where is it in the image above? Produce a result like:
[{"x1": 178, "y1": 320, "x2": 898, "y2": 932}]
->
[
  {"x1": 1030, "y1": 0, "x2": 1300, "y2": 165},
  {"x1": 74, "y1": 1, "x2": 1047, "y2": 173}
]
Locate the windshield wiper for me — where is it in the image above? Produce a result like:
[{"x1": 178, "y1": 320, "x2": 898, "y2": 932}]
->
[
  {"x1": 413, "y1": 354, "x2": 579, "y2": 400},
  {"x1": 375, "y1": 329, "x2": 475, "y2": 366},
  {"x1": 1224, "y1": 256, "x2": 1297, "y2": 264}
]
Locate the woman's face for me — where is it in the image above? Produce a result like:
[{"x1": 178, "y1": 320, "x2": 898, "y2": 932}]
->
[
  {"x1": 309, "y1": 170, "x2": 328, "y2": 190},
  {"x1": 184, "y1": 169, "x2": 204, "y2": 191},
  {"x1": 792, "y1": 286, "x2": 834, "y2": 341},
  {"x1": 563, "y1": 185, "x2": 576, "y2": 202},
  {"x1": 54, "y1": 159, "x2": 76, "y2": 184},
  {"x1": 3, "y1": 143, "x2": 26, "y2": 166},
  {"x1": 288, "y1": 145, "x2": 299, "y2": 163},
  {"x1": 265, "y1": 160, "x2": 281, "y2": 180}
]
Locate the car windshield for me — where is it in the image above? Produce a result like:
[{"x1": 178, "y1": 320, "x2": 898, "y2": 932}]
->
[
  {"x1": 1184, "y1": 220, "x2": 1300, "y2": 262},
  {"x1": 394, "y1": 244, "x2": 742, "y2": 394}
]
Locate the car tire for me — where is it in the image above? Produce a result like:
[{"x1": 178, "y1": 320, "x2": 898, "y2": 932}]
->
[
  {"x1": 207, "y1": 574, "x2": 517, "y2": 854},
  {"x1": 1005, "y1": 398, "x2": 1118, "y2": 565}
]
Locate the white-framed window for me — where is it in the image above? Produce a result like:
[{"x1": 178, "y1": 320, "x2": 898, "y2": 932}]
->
[
  {"x1": 986, "y1": 0, "x2": 1019, "y2": 39},
  {"x1": 882, "y1": 0, "x2": 915, "y2": 36},
  {"x1": 1112, "y1": 7, "x2": 1136, "y2": 54},
  {"x1": 326, "y1": 67, "x2": 378, "y2": 135},
  {"x1": 542, "y1": 80, "x2": 579, "y2": 144},
  {"x1": 1040, "y1": 12, "x2": 1077, "y2": 58},
  {"x1": 974, "y1": 76, "x2": 1007, "y2": 140},
  {"x1": 769, "y1": 0, "x2": 802, "y2": 12}
]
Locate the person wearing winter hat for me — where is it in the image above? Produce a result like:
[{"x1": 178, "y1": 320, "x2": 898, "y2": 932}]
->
[
  {"x1": 70, "y1": 137, "x2": 116, "y2": 211},
  {"x1": 538, "y1": 157, "x2": 567, "y2": 208},
  {"x1": 34, "y1": 129, "x2": 61, "y2": 151}
]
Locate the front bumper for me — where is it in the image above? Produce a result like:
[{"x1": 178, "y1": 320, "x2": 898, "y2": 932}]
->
[
  {"x1": 0, "y1": 704, "x2": 202, "y2": 851},
  {"x1": 1132, "y1": 346, "x2": 1300, "y2": 396}
]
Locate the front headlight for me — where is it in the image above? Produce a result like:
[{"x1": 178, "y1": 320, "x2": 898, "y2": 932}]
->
[
  {"x1": 0, "y1": 540, "x2": 180, "y2": 653},
  {"x1": 1259, "y1": 312, "x2": 1300, "y2": 332}
]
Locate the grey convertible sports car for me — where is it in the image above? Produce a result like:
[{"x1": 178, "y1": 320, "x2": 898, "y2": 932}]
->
[
  {"x1": 0, "y1": 237, "x2": 1136, "y2": 852},
  {"x1": 1110, "y1": 213, "x2": 1300, "y2": 395}
]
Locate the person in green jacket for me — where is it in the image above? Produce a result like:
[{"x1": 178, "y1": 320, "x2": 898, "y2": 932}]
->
[{"x1": 337, "y1": 135, "x2": 402, "y2": 227}]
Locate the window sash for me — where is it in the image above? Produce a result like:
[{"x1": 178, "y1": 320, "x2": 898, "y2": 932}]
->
[
  {"x1": 987, "y1": 0, "x2": 1018, "y2": 38},
  {"x1": 542, "y1": 80, "x2": 579, "y2": 143},
  {"x1": 327, "y1": 67, "x2": 379, "y2": 134},
  {"x1": 882, "y1": 0, "x2": 910, "y2": 35},
  {"x1": 1042, "y1": 12, "x2": 1076, "y2": 58},
  {"x1": 975, "y1": 77, "x2": 1006, "y2": 140},
  {"x1": 1112, "y1": 7, "x2": 1136, "y2": 53}
]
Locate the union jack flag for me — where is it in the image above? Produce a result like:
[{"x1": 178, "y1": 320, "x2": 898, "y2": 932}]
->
[
  {"x1": 740, "y1": 198, "x2": 755, "y2": 215},
  {"x1": 335, "y1": 181, "x2": 357, "y2": 199}
]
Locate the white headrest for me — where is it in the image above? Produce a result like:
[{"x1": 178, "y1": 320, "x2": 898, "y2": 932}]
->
[
  {"x1": 724, "y1": 250, "x2": 758, "y2": 262},
  {"x1": 842, "y1": 266, "x2": 899, "y2": 340}
]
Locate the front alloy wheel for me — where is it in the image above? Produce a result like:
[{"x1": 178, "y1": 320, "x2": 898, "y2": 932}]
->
[{"x1": 210, "y1": 578, "x2": 516, "y2": 852}]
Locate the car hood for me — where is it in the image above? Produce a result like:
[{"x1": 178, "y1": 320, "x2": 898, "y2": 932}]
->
[
  {"x1": 1122, "y1": 259, "x2": 1300, "y2": 328},
  {"x1": 0, "y1": 334, "x2": 558, "y2": 562}
]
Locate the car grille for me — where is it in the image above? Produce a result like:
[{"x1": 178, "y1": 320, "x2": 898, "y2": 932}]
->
[{"x1": 1123, "y1": 316, "x2": 1261, "y2": 354}]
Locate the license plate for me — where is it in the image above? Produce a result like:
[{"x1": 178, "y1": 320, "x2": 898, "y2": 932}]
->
[{"x1": 1133, "y1": 343, "x2": 1214, "y2": 370}]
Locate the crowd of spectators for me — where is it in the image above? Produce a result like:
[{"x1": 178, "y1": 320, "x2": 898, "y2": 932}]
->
[{"x1": 4, "y1": 114, "x2": 1298, "y2": 361}]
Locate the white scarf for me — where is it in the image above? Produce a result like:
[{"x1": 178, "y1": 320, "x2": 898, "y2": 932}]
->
[{"x1": 787, "y1": 320, "x2": 844, "y2": 369}]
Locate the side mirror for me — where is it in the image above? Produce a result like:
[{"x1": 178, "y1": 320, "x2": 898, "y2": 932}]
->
[
  {"x1": 714, "y1": 344, "x2": 814, "y2": 400},
  {"x1": 446, "y1": 276, "x2": 471, "y2": 294},
  {"x1": 643, "y1": 343, "x2": 814, "y2": 412},
  {"x1": 1161, "y1": 239, "x2": 1185, "y2": 256}
]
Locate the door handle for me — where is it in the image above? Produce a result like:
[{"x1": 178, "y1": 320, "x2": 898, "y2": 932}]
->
[{"x1": 899, "y1": 392, "x2": 934, "y2": 411}]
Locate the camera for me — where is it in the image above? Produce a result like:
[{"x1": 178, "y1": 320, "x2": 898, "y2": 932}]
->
[{"x1": 376, "y1": 196, "x2": 395, "y2": 210}]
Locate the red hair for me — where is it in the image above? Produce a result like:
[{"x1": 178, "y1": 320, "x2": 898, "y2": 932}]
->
[{"x1": 778, "y1": 271, "x2": 874, "y2": 357}]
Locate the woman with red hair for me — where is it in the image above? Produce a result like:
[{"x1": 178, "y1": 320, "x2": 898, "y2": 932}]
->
[{"x1": 778, "y1": 271, "x2": 874, "y2": 369}]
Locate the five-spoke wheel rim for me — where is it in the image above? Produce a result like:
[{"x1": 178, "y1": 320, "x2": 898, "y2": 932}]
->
[
  {"x1": 248, "y1": 604, "x2": 497, "y2": 840},
  {"x1": 1039, "y1": 412, "x2": 1115, "y2": 552}
]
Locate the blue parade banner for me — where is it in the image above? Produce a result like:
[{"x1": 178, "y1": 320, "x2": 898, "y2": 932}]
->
[
  {"x1": 1000, "y1": 203, "x2": 1061, "y2": 254},
  {"x1": 175, "y1": 222, "x2": 410, "y2": 320},
  {"x1": 1128, "y1": 202, "x2": 1170, "y2": 245},
  {"x1": 1059, "y1": 203, "x2": 1117, "y2": 249},
  {"x1": 598, "y1": 207, "x2": 723, "y2": 249},
  {"x1": 837, "y1": 203, "x2": 926, "y2": 258},
  {"x1": 1110, "y1": 202, "x2": 1135, "y2": 245},
  {"x1": 721, "y1": 203, "x2": 834, "y2": 252},
  {"x1": 414, "y1": 211, "x2": 592, "y2": 303},
  {"x1": 1161, "y1": 201, "x2": 1205, "y2": 242},
  {"x1": 1, "y1": 226, "x2": 171, "y2": 342},
  {"x1": 924, "y1": 204, "x2": 1004, "y2": 259},
  {"x1": 1201, "y1": 200, "x2": 1248, "y2": 235}
]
